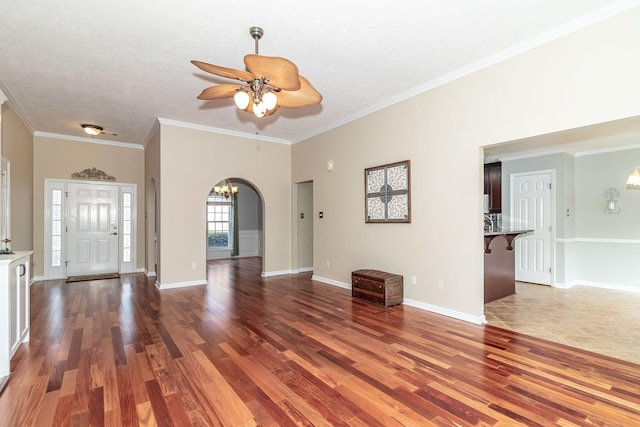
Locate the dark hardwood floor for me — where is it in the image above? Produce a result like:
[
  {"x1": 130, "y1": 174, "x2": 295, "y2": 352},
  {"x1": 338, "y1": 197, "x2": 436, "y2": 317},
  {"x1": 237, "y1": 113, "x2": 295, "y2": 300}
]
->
[{"x1": 1, "y1": 257, "x2": 639, "y2": 426}]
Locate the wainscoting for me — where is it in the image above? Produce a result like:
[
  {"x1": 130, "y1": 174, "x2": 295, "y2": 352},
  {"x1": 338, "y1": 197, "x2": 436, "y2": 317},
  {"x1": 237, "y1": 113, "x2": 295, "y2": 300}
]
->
[
  {"x1": 555, "y1": 238, "x2": 640, "y2": 291},
  {"x1": 206, "y1": 229, "x2": 263, "y2": 260}
]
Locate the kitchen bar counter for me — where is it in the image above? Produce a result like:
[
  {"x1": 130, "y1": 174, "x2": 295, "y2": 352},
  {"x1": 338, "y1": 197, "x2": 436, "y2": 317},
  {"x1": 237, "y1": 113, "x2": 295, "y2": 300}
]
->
[{"x1": 483, "y1": 229, "x2": 531, "y2": 303}]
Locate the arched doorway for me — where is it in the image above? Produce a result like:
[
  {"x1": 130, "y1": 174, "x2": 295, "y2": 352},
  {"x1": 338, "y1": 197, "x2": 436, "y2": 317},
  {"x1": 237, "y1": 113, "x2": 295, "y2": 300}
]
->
[{"x1": 205, "y1": 177, "x2": 264, "y2": 271}]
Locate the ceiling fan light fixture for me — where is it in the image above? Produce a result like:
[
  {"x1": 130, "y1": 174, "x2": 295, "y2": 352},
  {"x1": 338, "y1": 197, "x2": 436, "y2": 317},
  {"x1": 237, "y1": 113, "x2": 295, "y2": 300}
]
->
[
  {"x1": 191, "y1": 26, "x2": 321, "y2": 118},
  {"x1": 234, "y1": 91, "x2": 250, "y2": 109},
  {"x1": 252, "y1": 101, "x2": 267, "y2": 118},
  {"x1": 81, "y1": 124, "x2": 103, "y2": 136},
  {"x1": 263, "y1": 91, "x2": 278, "y2": 110}
]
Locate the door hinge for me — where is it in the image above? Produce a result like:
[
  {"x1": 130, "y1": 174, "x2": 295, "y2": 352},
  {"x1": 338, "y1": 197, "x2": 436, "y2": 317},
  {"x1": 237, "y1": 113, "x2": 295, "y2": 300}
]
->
[{"x1": 65, "y1": 191, "x2": 69, "y2": 198}]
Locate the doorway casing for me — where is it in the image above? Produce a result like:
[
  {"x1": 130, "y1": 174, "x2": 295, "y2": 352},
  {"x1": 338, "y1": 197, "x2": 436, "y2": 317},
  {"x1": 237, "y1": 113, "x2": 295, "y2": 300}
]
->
[{"x1": 44, "y1": 178, "x2": 137, "y2": 280}]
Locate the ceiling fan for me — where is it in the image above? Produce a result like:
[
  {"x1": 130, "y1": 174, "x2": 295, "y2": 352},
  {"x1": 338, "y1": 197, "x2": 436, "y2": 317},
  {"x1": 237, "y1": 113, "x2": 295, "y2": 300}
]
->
[{"x1": 191, "y1": 26, "x2": 322, "y2": 118}]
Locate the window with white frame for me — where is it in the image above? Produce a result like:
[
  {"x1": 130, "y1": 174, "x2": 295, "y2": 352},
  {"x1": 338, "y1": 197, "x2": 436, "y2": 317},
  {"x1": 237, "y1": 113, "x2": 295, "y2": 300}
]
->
[
  {"x1": 122, "y1": 191, "x2": 132, "y2": 263},
  {"x1": 50, "y1": 188, "x2": 63, "y2": 267},
  {"x1": 207, "y1": 193, "x2": 233, "y2": 248}
]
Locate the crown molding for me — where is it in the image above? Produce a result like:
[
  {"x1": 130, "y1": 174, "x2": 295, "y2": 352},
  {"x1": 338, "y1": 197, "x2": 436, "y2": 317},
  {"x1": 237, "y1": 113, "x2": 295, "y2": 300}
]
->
[
  {"x1": 157, "y1": 117, "x2": 292, "y2": 145},
  {"x1": 494, "y1": 142, "x2": 640, "y2": 162},
  {"x1": 0, "y1": 81, "x2": 35, "y2": 134},
  {"x1": 294, "y1": 0, "x2": 640, "y2": 145},
  {"x1": 33, "y1": 131, "x2": 144, "y2": 150},
  {"x1": 143, "y1": 119, "x2": 161, "y2": 147},
  {"x1": 574, "y1": 142, "x2": 640, "y2": 157}
]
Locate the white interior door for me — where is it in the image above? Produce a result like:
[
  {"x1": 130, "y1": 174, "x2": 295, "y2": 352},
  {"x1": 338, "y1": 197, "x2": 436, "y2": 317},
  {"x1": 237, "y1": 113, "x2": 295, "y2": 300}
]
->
[
  {"x1": 66, "y1": 183, "x2": 119, "y2": 276},
  {"x1": 512, "y1": 172, "x2": 552, "y2": 285}
]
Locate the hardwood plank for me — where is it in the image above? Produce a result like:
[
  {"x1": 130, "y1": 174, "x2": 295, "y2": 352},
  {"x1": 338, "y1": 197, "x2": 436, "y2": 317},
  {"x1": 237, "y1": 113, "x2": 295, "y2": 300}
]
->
[{"x1": 1, "y1": 258, "x2": 638, "y2": 426}]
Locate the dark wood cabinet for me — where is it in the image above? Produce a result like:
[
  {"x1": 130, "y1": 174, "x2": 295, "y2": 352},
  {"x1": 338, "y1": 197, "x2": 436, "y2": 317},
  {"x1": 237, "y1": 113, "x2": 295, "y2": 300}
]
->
[
  {"x1": 484, "y1": 162, "x2": 502, "y2": 213},
  {"x1": 352, "y1": 269, "x2": 403, "y2": 307}
]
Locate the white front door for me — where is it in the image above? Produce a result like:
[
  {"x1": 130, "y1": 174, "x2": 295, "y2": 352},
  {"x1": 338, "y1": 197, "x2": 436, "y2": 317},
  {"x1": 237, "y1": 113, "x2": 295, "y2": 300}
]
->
[
  {"x1": 512, "y1": 171, "x2": 552, "y2": 285},
  {"x1": 66, "y1": 183, "x2": 119, "y2": 276}
]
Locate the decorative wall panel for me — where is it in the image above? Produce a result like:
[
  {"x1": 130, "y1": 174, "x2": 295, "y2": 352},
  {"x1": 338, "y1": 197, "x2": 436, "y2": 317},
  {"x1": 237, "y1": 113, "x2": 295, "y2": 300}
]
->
[{"x1": 365, "y1": 160, "x2": 411, "y2": 223}]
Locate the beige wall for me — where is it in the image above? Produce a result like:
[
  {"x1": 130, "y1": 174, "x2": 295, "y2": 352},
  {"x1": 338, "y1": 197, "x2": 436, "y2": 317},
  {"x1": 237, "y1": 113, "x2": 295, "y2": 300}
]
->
[
  {"x1": 292, "y1": 8, "x2": 640, "y2": 321},
  {"x1": 33, "y1": 135, "x2": 145, "y2": 277},
  {"x1": 155, "y1": 122, "x2": 291, "y2": 287},
  {"x1": 1, "y1": 103, "x2": 33, "y2": 252}
]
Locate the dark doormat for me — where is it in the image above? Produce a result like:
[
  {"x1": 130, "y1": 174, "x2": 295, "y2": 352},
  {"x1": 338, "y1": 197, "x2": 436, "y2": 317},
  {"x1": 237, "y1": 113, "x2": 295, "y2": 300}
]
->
[{"x1": 66, "y1": 273, "x2": 120, "y2": 283}]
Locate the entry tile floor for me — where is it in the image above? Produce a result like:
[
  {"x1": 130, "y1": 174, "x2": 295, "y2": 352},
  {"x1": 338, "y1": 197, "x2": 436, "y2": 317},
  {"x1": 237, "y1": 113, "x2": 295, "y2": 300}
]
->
[{"x1": 484, "y1": 282, "x2": 640, "y2": 364}]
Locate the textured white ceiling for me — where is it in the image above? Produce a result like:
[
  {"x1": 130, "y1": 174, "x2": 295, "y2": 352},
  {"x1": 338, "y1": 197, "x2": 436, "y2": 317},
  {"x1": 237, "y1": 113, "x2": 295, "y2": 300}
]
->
[{"x1": 0, "y1": 0, "x2": 636, "y2": 146}]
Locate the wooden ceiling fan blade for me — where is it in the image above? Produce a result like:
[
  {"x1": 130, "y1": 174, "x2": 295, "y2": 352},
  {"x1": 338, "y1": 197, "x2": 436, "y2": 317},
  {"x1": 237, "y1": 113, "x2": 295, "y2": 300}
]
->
[
  {"x1": 244, "y1": 54, "x2": 301, "y2": 91},
  {"x1": 265, "y1": 105, "x2": 280, "y2": 116},
  {"x1": 276, "y1": 76, "x2": 322, "y2": 108},
  {"x1": 197, "y1": 84, "x2": 242, "y2": 100},
  {"x1": 191, "y1": 60, "x2": 255, "y2": 82}
]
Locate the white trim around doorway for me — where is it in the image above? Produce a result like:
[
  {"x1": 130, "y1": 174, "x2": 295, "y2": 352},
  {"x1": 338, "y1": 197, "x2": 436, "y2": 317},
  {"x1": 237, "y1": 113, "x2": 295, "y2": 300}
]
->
[{"x1": 44, "y1": 178, "x2": 137, "y2": 280}]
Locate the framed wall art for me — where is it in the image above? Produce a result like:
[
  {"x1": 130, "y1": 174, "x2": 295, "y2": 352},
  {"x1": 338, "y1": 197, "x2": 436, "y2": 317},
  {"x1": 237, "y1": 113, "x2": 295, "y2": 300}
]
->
[{"x1": 365, "y1": 160, "x2": 411, "y2": 223}]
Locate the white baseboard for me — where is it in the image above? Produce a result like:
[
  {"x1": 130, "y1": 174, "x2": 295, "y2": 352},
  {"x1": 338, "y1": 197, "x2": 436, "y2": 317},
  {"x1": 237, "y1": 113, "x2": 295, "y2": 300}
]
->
[
  {"x1": 144, "y1": 269, "x2": 156, "y2": 277},
  {"x1": 311, "y1": 275, "x2": 351, "y2": 290},
  {"x1": 156, "y1": 279, "x2": 207, "y2": 290},
  {"x1": 296, "y1": 267, "x2": 313, "y2": 273},
  {"x1": 311, "y1": 275, "x2": 486, "y2": 325},
  {"x1": 564, "y1": 280, "x2": 640, "y2": 293},
  {"x1": 553, "y1": 281, "x2": 576, "y2": 289},
  {"x1": 403, "y1": 298, "x2": 486, "y2": 325},
  {"x1": 261, "y1": 269, "x2": 294, "y2": 277}
]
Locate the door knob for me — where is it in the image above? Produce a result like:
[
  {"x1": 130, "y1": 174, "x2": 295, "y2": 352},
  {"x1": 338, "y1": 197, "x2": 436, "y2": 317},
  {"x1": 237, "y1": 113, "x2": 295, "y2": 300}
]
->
[{"x1": 111, "y1": 232, "x2": 118, "y2": 235}]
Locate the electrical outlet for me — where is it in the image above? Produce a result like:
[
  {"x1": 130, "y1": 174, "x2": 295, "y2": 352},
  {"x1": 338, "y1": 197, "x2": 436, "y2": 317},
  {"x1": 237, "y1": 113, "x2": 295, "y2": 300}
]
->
[
  {"x1": 411, "y1": 275, "x2": 417, "y2": 285},
  {"x1": 326, "y1": 260, "x2": 330, "y2": 268},
  {"x1": 437, "y1": 279, "x2": 444, "y2": 289},
  {"x1": 191, "y1": 262, "x2": 197, "y2": 269}
]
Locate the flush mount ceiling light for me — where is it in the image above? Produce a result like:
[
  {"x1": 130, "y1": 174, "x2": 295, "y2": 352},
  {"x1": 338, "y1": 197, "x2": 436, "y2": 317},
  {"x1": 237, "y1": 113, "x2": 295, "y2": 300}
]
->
[
  {"x1": 81, "y1": 124, "x2": 104, "y2": 136},
  {"x1": 191, "y1": 26, "x2": 321, "y2": 118}
]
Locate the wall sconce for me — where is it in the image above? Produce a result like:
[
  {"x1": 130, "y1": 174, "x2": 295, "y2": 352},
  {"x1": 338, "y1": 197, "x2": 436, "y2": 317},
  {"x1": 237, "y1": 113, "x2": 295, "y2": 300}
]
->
[{"x1": 604, "y1": 187, "x2": 621, "y2": 214}]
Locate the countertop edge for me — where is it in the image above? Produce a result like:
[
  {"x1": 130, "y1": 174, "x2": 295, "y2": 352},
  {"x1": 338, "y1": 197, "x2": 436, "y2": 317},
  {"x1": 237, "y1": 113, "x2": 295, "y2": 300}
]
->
[
  {"x1": 0, "y1": 250, "x2": 34, "y2": 264},
  {"x1": 483, "y1": 229, "x2": 533, "y2": 237}
]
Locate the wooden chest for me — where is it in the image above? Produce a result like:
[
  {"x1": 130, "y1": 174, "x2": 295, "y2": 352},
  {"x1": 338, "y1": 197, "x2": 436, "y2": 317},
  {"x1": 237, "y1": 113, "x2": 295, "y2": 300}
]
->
[{"x1": 351, "y1": 269, "x2": 403, "y2": 307}]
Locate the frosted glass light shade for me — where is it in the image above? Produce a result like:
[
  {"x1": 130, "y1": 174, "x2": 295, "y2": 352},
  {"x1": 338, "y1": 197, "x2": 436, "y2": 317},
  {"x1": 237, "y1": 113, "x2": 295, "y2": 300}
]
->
[
  {"x1": 263, "y1": 92, "x2": 277, "y2": 110},
  {"x1": 626, "y1": 167, "x2": 640, "y2": 189},
  {"x1": 81, "y1": 124, "x2": 103, "y2": 136},
  {"x1": 253, "y1": 101, "x2": 266, "y2": 117},
  {"x1": 234, "y1": 91, "x2": 250, "y2": 109}
]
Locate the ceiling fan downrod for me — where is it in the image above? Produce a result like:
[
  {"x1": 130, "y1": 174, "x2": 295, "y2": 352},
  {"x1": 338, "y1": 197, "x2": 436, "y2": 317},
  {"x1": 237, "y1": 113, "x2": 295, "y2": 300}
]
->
[{"x1": 249, "y1": 26, "x2": 263, "y2": 55}]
